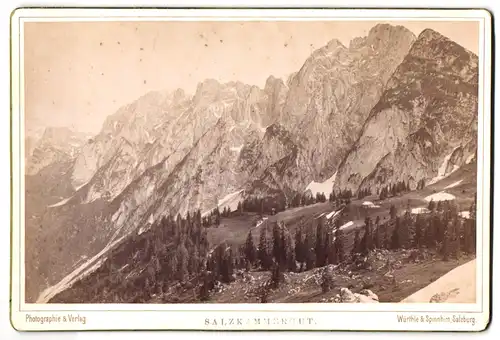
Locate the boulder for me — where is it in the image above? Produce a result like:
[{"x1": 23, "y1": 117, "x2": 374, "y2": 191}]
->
[{"x1": 340, "y1": 287, "x2": 379, "y2": 303}]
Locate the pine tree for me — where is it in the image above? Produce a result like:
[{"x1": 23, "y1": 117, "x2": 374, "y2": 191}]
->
[
  {"x1": 176, "y1": 243, "x2": 189, "y2": 282},
  {"x1": 279, "y1": 226, "x2": 288, "y2": 268},
  {"x1": 188, "y1": 249, "x2": 200, "y2": 275},
  {"x1": 272, "y1": 222, "x2": 281, "y2": 262},
  {"x1": 199, "y1": 271, "x2": 213, "y2": 301},
  {"x1": 294, "y1": 227, "x2": 305, "y2": 271},
  {"x1": 468, "y1": 196, "x2": 477, "y2": 254},
  {"x1": 286, "y1": 234, "x2": 296, "y2": 272},
  {"x1": 326, "y1": 230, "x2": 336, "y2": 264},
  {"x1": 401, "y1": 202, "x2": 412, "y2": 248},
  {"x1": 270, "y1": 261, "x2": 285, "y2": 288},
  {"x1": 361, "y1": 217, "x2": 372, "y2": 255},
  {"x1": 244, "y1": 231, "x2": 257, "y2": 266},
  {"x1": 373, "y1": 216, "x2": 381, "y2": 249},
  {"x1": 383, "y1": 223, "x2": 390, "y2": 249},
  {"x1": 304, "y1": 230, "x2": 316, "y2": 270},
  {"x1": 442, "y1": 221, "x2": 451, "y2": 261},
  {"x1": 428, "y1": 199, "x2": 436, "y2": 212},
  {"x1": 391, "y1": 217, "x2": 401, "y2": 250},
  {"x1": 424, "y1": 216, "x2": 434, "y2": 249},
  {"x1": 222, "y1": 248, "x2": 235, "y2": 283},
  {"x1": 379, "y1": 187, "x2": 387, "y2": 200},
  {"x1": 258, "y1": 227, "x2": 271, "y2": 270},
  {"x1": 352, "y1": 229, "x2": 361, "y2": 256},
  {"x1": 334, "y1": 227, "x2": 345, "y2": 263},
  {"x1": 390, "y1": 205, "x2": 397, "y2": 220},
  {"x1": 315, "y1": 219, "x2": 326, "y2": 267},
  {"x1": 450, "y1": 217, "x2": 460, "y2": 259},
  {"x1": 414, "y1": 214, "x2": 423, "y2": 248}
]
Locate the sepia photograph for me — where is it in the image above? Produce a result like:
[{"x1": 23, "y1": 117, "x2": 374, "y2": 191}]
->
[{"x1": 10, "y1": 8, "x2": 492, "y2": 331}]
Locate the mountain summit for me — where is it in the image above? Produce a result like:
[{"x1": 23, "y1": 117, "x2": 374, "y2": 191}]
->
[{"x1": 334, "y1": 29, "x2": 478, "y2": 192}]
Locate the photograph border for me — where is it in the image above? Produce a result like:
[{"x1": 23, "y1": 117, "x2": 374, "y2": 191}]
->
[{"x1": 10, "y1": 7, "x2": 493, "y2": 332}]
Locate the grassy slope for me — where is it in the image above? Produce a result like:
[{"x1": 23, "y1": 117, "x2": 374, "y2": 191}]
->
[
  {"x1": 210, "y1": 161, "x2": 476, "y2": 252},
  {"x1": 175, "y1": 162, "x2": 477, "y2": 303},
  {"x1": 45, "y1": 162, "x2": 477, "y2": 303}
]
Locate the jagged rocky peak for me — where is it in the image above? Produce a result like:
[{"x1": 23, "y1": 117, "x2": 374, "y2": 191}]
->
[
  {"x1": 409, "y1": 28, "x2": 478, "y2": 81},
  {"x1": 193, "y1": 78, "x2": 222, "y2": 103},
  {"x1": 325, "y1": 38, "x2": 345, "y2": 50},
  {"x1": 26, "y1": 126, "x2": 90, "y2": 175},
  {"x1": 264, "y1": 75, "x2": 284, "y2": 92},
  {"x1": 100, "y1": 91, "x2": 166, "y2": 135},
  {"x1": 334, "y1": 28, "x2": 478, "y2": 193},
  {"x1": 266, "y1": 23, "x2": 416, "y2": 194},
  {"x1": 367, "y1": 23, "x2": 415, "y2": 47},
  {"x1": 36, "y1": 126, "x2": 89, "y2": 147}
]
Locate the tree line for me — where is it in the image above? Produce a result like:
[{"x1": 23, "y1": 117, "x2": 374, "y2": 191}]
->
[{"x1": 50, "y1": 188, "x2": 476, "y2": 304}]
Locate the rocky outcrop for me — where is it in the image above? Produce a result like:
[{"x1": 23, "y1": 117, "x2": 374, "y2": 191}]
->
[{"x1": 335, "y1": 29, "x2": 478, "y2": 192}]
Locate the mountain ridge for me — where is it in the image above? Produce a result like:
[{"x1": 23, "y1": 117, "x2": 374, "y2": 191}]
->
[{"x1": 24, "y1": 25, "x2": 479, "y2": 304}]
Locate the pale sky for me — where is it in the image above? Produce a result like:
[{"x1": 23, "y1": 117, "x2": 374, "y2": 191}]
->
[{"x1": 24, "y1": 20, "x2": 479, "y2": 135}]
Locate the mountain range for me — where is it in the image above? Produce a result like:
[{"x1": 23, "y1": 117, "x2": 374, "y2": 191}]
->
[{"x1": 24, "y1": 23, "x2": 478, "y2": 303}]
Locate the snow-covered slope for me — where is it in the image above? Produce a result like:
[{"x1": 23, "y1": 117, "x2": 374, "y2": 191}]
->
[{"x1": 401, "y1": 259, "x2": 476, "y2": 303}]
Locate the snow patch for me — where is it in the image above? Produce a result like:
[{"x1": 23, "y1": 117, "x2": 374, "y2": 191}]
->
[
  {"x1": 338, "y1": 221, "x2": 354, "y2": 231},
  {"x1": 459, "y1": 211, "x2": 471, "y2": 219},
  {"x1": 444, "y1": 180, "x2": 463, "y2": 189},
  {"x1": 411, "y1": 207, "x2": 430, "y2": 214},
  {"x1": 230, "y1": 145, "x2": 243, "y2": 153},
  {"x1": 466, "y1": 153, "x2": 475, "y2": 164},
  {"x1": 218, "y1": 190, "x2": 244, "y2": 212},
  {"x1": 401, "y1": 259, "x2": 476, "y2": 303},
  {"x1": 255, "y1": 217, "x2": 269, "y2": 228},
  {"x1": 48, "y1": 196, "x2": 72, "y2": 208},
  {"x1": 305, "y1": 171, "x2": 337, "y2": 196},
  {"x1": 424, "y1": 191, "x2": 456, "y2": 202},
  {"x1": 428, "y1": 147, "x2": 461, "y2": 185},
  {"x1": 362, "y1": 201, "x2": 381, "y2": 208},
  {"x1": 75, "y1": 181, "x2": 89, "y2": 192},
  {"x1": 326, "y1": 209, "x2": 341, "y2": 220}
]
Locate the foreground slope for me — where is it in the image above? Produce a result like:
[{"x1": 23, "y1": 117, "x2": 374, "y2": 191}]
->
[{"x1": 401, "y1": 259, "x2": 476, "y2": 303}]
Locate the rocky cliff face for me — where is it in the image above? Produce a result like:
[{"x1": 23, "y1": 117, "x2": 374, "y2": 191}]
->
[
  {"x1": 239, "y1": 25, "x2": 415, "y2": 196},
  {"x1": 334, "y1": 29, "x2": 478, "y2": 192},
  {"x1": 273, "y1": 24, "x2": 416, "y2": 192},
  {"x1": 69, "y1": 76, "x2": 287, "y2": 206}
]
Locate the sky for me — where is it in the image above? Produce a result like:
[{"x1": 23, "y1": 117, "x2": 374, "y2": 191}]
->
[{"x1": 23, "y1": 20, "x2": 480, "y2": 135}]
